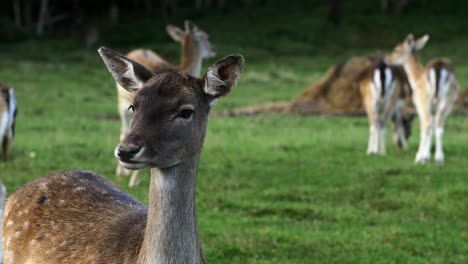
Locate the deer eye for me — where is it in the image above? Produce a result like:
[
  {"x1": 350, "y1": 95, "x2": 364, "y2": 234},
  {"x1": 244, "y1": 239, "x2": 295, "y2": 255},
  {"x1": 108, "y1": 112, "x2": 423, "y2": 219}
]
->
[
  {"x1": 178, "y1": 109, "x2": 194, "y2": 119},
  {"x1": 128, "y1": 105, "x2": 135, "y2": 112}
]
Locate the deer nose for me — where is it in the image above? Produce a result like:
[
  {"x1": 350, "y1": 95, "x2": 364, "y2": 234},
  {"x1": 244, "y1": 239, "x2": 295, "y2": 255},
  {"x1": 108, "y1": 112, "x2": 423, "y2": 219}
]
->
[{"x1": 117, "y1": 144, "x2": 142, "y2": 160}]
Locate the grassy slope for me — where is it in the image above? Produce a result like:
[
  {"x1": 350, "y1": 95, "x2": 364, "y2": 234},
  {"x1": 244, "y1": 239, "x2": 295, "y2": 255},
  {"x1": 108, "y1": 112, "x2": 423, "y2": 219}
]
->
[{"x1": 0, "y1": 1, "x2": 467, "y2": 263}]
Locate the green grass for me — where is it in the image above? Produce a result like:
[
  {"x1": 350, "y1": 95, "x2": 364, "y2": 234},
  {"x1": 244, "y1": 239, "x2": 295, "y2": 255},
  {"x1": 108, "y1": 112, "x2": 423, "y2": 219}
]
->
[{"x1": 0, "y1": 2, "x2": 467, "y2": 263}]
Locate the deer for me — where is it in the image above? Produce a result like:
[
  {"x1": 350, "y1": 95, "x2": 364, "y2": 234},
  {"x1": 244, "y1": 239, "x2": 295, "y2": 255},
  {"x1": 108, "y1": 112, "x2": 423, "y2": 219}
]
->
[
  {"x1": 0, "y1": 83, "x2": 17, "y2": 162},
  {"x1": 386, "y1": 34, "x2": 459, "y2": 164},
  {"x1": 1, "y1": 47, "x2": 244, "y2": 264},
  {"x1": 359, "y1": 55, "x2": 412, "y2": 155},
  {"x1": 116, "y1": 20, "x2": 215, "y2": 187}
]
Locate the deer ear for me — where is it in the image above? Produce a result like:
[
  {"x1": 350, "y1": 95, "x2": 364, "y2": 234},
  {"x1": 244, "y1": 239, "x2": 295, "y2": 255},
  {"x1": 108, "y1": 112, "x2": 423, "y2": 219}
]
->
[
  {"x1": 405, "y1": 33, "x2": 415, "y2": 46},
  {"x1": 405, "y1": 33, "x2": 414, "y2": 42},
  {"x1": 414, "y1": 35, "x2": 429, "y2": 51},
  {"x1": 203, "y1": 55, "x2": 244, "y2": 100},
  {"x1": 185, "y1": 20, "x2": 196, "y2": 33},
  {"x1": 166, "y1": 25, "x2": 185, "y2": 42},
  {"x1": 98, "y1": 47, "x2": 154, "y2": 92}
]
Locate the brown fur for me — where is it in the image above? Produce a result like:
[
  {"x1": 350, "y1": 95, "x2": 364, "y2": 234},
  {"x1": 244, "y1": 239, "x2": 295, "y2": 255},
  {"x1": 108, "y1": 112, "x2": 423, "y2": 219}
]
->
[
  {"x1": 386, "y1": 34, "x2": 459, "y2": 164},
  {"x1": 116, "y1": 21, "x2": 214, "y2": 187},
  {"x1": 126, "y1": 35, "x2": 200, "y2": 75},
  {"x1": 359, "y1": 55, "x2": 412, "y2": 154},
  {"x1": 3, "y1": 49, "x2": 244, "y2": 264},
  {"x1": 216, "y1": 55, "x2": 413, "y2": 118},
  {"x1": 2, "y1": 171, "x2": 146, "y2": 264}
]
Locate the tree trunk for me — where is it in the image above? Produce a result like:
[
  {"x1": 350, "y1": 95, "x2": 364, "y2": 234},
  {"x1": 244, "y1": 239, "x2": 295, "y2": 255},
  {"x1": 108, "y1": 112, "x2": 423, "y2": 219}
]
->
[
  {"x1": 13, "y1": 0, "x2": 22, "y2": 29},
  {"x1": 109, "y1": 4, "x2": 119, "y2": 25},
  {"x1": 24, "y1": 0, "x2": 33, "y2": 31},
  {"x1": 36, "y1": 0, "x2": 49, "y2": 36},
  {"x1": 217, "y1": 0, "x2": 226, "y2": 9},
  {"x1": 327, "y1": 0, "x2": 342, "y2": 25},
  {"x1": 195, "y1": 0, "x2": 203, "y2": 9}
]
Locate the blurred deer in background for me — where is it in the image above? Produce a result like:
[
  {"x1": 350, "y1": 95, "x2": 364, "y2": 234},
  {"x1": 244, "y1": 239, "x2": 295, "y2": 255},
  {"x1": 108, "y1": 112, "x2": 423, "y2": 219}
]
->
[
  {"x1": 116, "y1": 20, "x2": 215, "y2": 186},
  {"x1": 386, "y1": 34, "x2": 459, "y2": 164},
  {"x1": 2, "y1": 48, "x2": 243, "y2": 264},
  {"x1": 0, "y1": 84, "x2": 17, "y2": 162},
  {"x1": 359, "y1": 55, "x2": 412, "y2": 155}
]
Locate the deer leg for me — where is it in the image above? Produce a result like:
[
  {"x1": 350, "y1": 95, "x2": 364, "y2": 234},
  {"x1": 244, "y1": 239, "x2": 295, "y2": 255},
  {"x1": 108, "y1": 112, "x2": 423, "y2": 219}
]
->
[
  {"x1": 413, "y1": 97, "x2": 432, "y2": 164},
  {"x1": 415, "y1": 116, "x2": 433, "y2": 164},
  {"x1": 391, "y1": 100, "x2": 407, "y2": 149},
  {"x1": 129, "y1": 170, "x2": 140, "y2": 187},
  {"x1": 434, "y1": 97, "x2": 455, "y2": 165},
  {"x1": 365, "y1": 98, "x2": 379, "y2": 155},
  {"x1": 2, "y1": 136, "x2": 9, "y2": 162},
  {"x1": 377, "y1": 121, "x2": 387, "y2": 155}
]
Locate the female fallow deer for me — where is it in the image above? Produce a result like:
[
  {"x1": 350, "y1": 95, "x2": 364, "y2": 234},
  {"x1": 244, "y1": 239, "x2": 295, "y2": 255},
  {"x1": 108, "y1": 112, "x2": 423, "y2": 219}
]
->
[
  {"x1": 0, "y1": 84, "x2": 17, "y2": 162},
  {"x1": 2, "y1": 48, "x2": 244, "y2": 264},
  {"x1": 117, "y1": 20, "x2": 215, "y2": 186},
  {"x1": 386, "y1": 34, "x2": 459, "y2": 164},
  {"x1": 359, "y1": 55, "x2": 412, "y2": 155}
]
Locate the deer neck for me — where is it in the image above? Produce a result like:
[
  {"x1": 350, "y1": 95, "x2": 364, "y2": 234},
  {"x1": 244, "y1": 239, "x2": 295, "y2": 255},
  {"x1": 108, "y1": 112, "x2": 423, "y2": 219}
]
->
[
  {"x1": 402, "y1": 54, "x2": 426, "y2": 89},
  {"x1": 137, "y1": 155, "x2": 204, "y2": 264},
  {"x1": 179, "y1": 37, "x2": 203, "y2": 77}
]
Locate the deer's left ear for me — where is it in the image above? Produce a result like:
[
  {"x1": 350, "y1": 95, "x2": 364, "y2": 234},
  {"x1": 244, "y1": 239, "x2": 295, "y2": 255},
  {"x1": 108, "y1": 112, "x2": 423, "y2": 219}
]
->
[
  {"x1": 414, "y1": 35, "x2": 429, "y2": 51},
  {"x1": 98, "y1": 47, "x2": 154, "y2": 92},
  {"x1": 166, "y1": 25, "x2": 186, "y2": 42},
  {"x1": 203, "y1": 55, "x2": 244, "y2": 100}
]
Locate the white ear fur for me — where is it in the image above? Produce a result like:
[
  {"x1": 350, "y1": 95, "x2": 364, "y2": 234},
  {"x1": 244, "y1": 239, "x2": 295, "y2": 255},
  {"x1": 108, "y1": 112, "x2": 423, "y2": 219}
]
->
[
  {"x1": 414, "y1": 35, "x2": 429, "y2": 51},
  {"x1": 185, "y1": 20, "x2": 194, "y2": 33},
  {"x1": 98, "y1": 47, "x2": 154, "y2": 92},
  {"x1": 203, "y1": 55, "x2": 244, "y2": 100},
  {"x1": 121, "y1": 60, "x2": 144, "y2": 90},
  {"x1": 204, "y1": 70, "x2": 226, "y2": 97},
  {"x1": 166, "y1": 25, "x2": 185, "y2": 42}
]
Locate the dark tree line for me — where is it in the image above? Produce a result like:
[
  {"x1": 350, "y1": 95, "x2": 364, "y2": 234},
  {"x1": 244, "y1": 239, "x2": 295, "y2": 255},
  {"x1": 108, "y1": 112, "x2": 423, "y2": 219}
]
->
[
  {"x1": 0, "y1": 0, "x2": 421, "y2": 37},
  {"x1": 2, "y1": 0, "x2": 273, "y2": 36}
]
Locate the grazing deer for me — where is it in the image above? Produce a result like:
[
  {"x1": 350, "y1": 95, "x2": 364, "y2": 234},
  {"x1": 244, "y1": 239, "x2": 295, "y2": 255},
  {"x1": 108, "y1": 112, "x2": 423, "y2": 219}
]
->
[
  {"x1": 359, "y1": 55, "x2": 412, "y2": 155},
  {"x1": 386, "y1": 34, "x2": 459, "y2": 164},
  {"x1": 0, "y1": 84, "x2": 17, "y2": 162},
  {"x1": 2, "y1": 48, "x2": 244, "y2": 264},
  {"x1": 0, "y1": 180, "x2": 5, "y2": 264},
  {"x1": 117, "y1": 20, "x2": 215, "y2": 186}
]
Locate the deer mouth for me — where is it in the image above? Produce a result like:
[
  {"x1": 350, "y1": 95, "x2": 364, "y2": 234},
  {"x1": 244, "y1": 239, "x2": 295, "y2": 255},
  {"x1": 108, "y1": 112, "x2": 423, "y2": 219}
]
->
[
  {"x1": 118, "y1": 160, "x2": 150, "y2": 170},
  {"x1": 114, "y1": 145, "x2": 151, "y2": 169}
]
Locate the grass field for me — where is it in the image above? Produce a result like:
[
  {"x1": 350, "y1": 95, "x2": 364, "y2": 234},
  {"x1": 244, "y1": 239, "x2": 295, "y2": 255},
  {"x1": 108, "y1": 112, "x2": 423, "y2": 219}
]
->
[{"x1": 0, "y1": 1, "x2": 467, "y2": 263}]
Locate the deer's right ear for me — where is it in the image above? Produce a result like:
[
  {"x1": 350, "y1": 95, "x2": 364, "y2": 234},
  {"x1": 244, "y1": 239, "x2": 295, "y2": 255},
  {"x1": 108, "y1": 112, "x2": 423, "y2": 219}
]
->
[
  {"x1": 166, "y1": 25, "x2": 185, "y2": 42},
  {"x1": 414, "y1": 35, "x2": 429, "y2": 51},
  {"x1": 98, "y1": 47, "x2": 154, "y2": 92},
  {"x1": 203, "y1": 55, "x2": 244, "y2": 100},
  {"x1": 405, "y1": 34, "x2": 414, "y2": 45}
]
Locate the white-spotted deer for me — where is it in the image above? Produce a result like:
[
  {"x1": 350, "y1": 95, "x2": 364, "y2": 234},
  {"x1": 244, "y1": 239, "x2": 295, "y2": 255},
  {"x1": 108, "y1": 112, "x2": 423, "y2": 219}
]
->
[
  {"x1": 386, "y1": 34, "x2": 459, "y2": 164},
  {"x1": 0, "y1": 84, "x2": 17, "y2": 162},
  {"x1": 2, "y1": 48, "x2": 244, "y2": 264},
  {"x1": 117, "y1": 20, "x2": 215, "y2": 186},
  {"x1": 359, "y1": 55, "x2": 412, "y2": 155}
]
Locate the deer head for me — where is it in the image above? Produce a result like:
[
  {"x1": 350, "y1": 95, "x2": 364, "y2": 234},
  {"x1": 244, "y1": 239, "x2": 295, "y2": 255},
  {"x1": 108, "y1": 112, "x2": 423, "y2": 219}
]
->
[
  {"x1": 386, "y1": 34, "x2": 429, "y2": 65},
  {"x1": 166, "y1": 20, "x2": 216, "y2": 60},
  {"x1": 99, "y1": 47, "x2": 243, "y2": 169}
]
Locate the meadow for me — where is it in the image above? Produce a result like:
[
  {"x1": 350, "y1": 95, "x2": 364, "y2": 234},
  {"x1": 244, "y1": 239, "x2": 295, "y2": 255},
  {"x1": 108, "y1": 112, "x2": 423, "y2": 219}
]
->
[{"x1": 0, "y1": 1, "x2": 467, "y2": 263}]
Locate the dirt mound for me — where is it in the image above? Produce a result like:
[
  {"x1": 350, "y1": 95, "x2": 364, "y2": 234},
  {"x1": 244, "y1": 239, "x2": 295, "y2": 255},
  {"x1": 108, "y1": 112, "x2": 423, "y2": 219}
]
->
[{"x1": 289, "y1": 56, "x2": 371, "y2": 115}]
